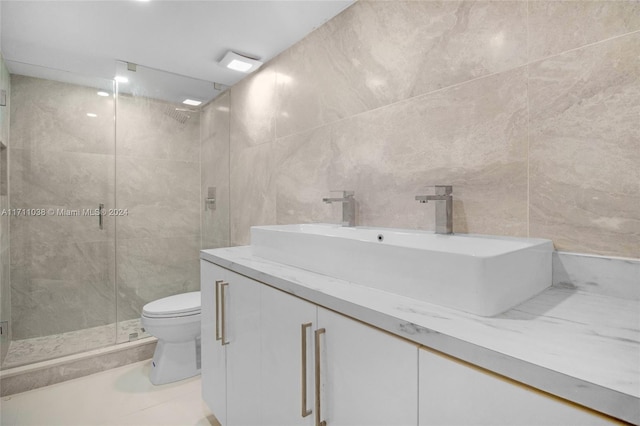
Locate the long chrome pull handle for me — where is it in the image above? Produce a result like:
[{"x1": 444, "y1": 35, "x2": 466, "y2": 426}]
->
[
  {"x1": 301, "y1": 323, "x2": 313, "y2": 418},
  {"x1": 220, "y1": 282, "x2": 229, "y2": 346},
  {"x1": 98, "y1": 203, "x2": 104, "y2": 230},
  {"x1": 215, "y1": 280, "x2": 223, "y2": 341},
  {"x1": 315, "y1": 328, "x2": 326, "y2": 426}
]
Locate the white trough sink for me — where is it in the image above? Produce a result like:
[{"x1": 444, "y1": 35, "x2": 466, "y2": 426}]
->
[{"x1": 251, "y1": 224, "x2": 553, "y2": 316}]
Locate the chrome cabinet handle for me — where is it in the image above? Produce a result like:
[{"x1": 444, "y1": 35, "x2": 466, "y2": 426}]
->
[
  {"x1": 315, "y1": 328, "x2": 326, "y2": 426},
  {"x1": 220, "y1": 282, "x2": 229, "y2": 346},
  {"x1": 301, "y1": 323, "x2": 312, "y2": 418},
  {"x1": 215, "y1": 280, "x2": 223, "y2": 342}
]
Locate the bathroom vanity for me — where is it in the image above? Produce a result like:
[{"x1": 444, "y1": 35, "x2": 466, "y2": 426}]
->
[{"x1": 201, "y1": 225, "x2": 639, "y2": 426}]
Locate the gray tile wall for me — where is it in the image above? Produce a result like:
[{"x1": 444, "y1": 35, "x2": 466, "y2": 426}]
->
[
  {"x1": 228, "y1": 0, "x2": 640, "y2": 259},
  {"x1": 8, "y1": 75, "x2": 116, "y2": 340},
  {"x1": 115, "y1": 95, "x2": 201, "y2": 326},
  {"x1": 8, "y1": 78, "x2": 205, "y2": 341},
  {"x1": 201, "y1": 93, "x2": 230, "y2": 250}
]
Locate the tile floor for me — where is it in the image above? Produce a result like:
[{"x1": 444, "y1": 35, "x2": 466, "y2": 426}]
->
[{"x1": 0, "y1": 360, "x2": 219, "y2": 426}]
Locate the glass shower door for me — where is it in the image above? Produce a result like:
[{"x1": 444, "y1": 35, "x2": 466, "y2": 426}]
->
[
  {"x1": 113, "y1": 62, "x2": 210, "y2": 343},
  {"x1": 2, "y1": 67, "x2": 117, "y2": 369}
]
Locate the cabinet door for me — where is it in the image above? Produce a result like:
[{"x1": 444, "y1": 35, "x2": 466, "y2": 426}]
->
[
  {"x1": 419, "y1": 347, "x2": 616, "y2": 425},
  {"x1": 317, "y1": 307, "x2": 419, "y2": 426},
  {"x1": 260, "y1": 285, "x2": 317, "y2": 426},
  {"x1": 201, "y1": 260, "x2": 227, "y2": 425},
  {"x1": 225, "y1": 270, "x2": 262, "y2": 426}
]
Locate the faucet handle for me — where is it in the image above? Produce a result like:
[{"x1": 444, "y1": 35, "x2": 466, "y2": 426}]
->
[
  {"x1": 434, "y1": 185, "x2": 452, "y2": 195},
  {"x1": 329, "y1": 190, "x2": 355, "y2": 198}
]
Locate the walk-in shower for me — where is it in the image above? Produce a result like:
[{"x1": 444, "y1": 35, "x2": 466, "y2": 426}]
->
[{"x1": 0, "y1": 60, "x2": 229, "y2": 370}]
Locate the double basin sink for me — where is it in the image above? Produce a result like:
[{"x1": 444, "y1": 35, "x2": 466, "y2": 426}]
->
[{"x1": 251, "y1": 224, "x2": 552, "y2": 316}]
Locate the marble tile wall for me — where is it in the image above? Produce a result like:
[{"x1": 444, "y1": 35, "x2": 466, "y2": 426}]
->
[
  {"x1": 0, "y1": 54, "x2": 11, "y2": 364},
  {"x1": 8, "y1": 77, "x2": 203, "y2": 342},
  {"x1": 8, "y1": 75, "x2": 116, "y2": 340},
  {"x1": 115, "y1": 95, "x2": 201, "y2": 327},
  {"x1": 201, "y1": 93, "x2": 230, "y2": 250},
  {"x1": 228, "y1": 0, "x2": 640, "y2": 259}
]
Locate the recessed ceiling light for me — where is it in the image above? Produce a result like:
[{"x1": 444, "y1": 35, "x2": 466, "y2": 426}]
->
[
  {"x1": 114, "y1": 76, "x2": 129, "y2": 83},
  {"x1": 97, "y1": 91, "x2": 109, "y2": 97},
  {"x1": 219, "y1": 51, "x2": 263, "y2": 74},
  {"x1": 87, "y1": 113, "x2": 98, "y2": 118},
  {"x1": 183, "y1": 99, "x2": 202, "y2": 106}
]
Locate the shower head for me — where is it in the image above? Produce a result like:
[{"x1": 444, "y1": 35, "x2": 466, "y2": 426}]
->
[{"x1": 162, "y1": 105, "x2": 194, "y2": 124}]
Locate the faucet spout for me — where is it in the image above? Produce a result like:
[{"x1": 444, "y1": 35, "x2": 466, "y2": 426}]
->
[
  {"x1": 415, "y1": 185, "x2": 453, "y2": 234},
  {"x1": 323, "y1": 190, "x2": 356, "y2": 227},
  {"x1": 322, "y1": 197, "x2": 349, "y2": 203},
  {"x1": 415, "y1": 195, "x2": 449, "y2": 203}
]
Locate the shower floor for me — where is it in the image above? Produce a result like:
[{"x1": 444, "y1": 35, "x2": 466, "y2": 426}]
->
[{"x1": 1, "y1": 319, "x2": 147, "y2": 370}]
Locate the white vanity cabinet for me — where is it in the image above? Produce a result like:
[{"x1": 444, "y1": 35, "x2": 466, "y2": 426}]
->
[
  {"x1": 260, "y1": 291, "x2": 419, "y2": 426},
  {"x1": 260, "y1": 283, "x2": 317, "y2": 426},
  {"x1": 202, "y1": 259, "x2": 419, "y2": 426},
  {"x1": 418, "y1": 348, "x2": 615, "y2": 425},
  {"x1": 202, "y1": 258, "x2": 615, "y2": 426},
  {"x1": 201, "y1": 260, "x2": 227, "y2": 424},
  {"x1": 316, "y1": 307, "x2": 418, "y2": 426},
  {"x1": 201, "y1": 260, "x2": 262, "y2": 426}
]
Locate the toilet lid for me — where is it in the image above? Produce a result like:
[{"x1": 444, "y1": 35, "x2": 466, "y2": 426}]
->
[{"x1": 142, "y1": 291, "x2": 201, "y2": 318}]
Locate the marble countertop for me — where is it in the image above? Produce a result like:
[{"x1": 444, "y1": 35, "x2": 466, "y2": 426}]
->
[{"x1": 201, "y1": 247, "x2": 640, "y2": 424}]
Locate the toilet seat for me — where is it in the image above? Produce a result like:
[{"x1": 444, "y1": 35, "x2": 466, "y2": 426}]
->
[{"x1": 142, "y1": 291, "x2": 201, "y2": 318}]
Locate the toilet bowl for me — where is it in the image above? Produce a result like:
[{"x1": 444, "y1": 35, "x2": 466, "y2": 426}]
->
[{"x1": 141, "y1": 291, "x2": 201, "y2": 385}]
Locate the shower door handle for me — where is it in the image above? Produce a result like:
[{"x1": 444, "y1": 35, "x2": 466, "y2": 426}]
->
[{"x1": 98, "y1": 203, "x2": 104, "y2": 230}]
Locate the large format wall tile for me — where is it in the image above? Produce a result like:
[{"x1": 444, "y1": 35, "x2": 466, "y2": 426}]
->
[
  {"x1": 201, "y1": 94, "x2": 230, "y2": 249},
  {"x1": 9, "y1": 148, "x2": 114, "y2": 208},
  {"x1": 274, "y1": 125, "x2": 339, "y2": 225},
  {"x1": 230, "y1": 142, "x2": 276, "y2": 246},
  {"x1": 269, "y1": 67, "x2": 529, "y2": 236},
  {"x1": 10, "y1": 75, "x2": 114, "y2": 155},
  {"x1": 8, "y1": 74, "x2": 203, "y2": 341},
  {"x1": 10, "y1": 240, "x2": 115, "y2": 339},
  {"x1": 330, "y1": 66, "x2": 529, "y2": 235},
  {"x1": 528, "y1": 1, "x2": 640, "y2": 62},
  {"x1": 115, "y1": 156, "x2": 200, "y2": 240},
  {"x1": 117, "y1": 95, "x2": 200, "y2": 162},
  {"x1": 276, "y1": 0, "x2": 527, "y2": 138},
  {"x1": 116, "y1": 236, "x2": 200, "y2": 321},
  {"x1": 229, "y1": 65, "x2": 277, "y2": 149},
  {"x1": 114, "y1": 87, "x2": 201, "y2": 333},
  {"x1": 529, "y1": 33, "x2": 640, "y2": 258}
]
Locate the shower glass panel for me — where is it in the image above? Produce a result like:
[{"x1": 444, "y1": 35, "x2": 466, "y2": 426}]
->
[
  {"x1": 114, "y1": 62, "x2": 218, "y2": 343},
  {"x1": 1, "y1": 59, "x2": 229, "y2": 369},
  {"x1": 2, "y1": 66, "x2": 117, "y2": 369}
]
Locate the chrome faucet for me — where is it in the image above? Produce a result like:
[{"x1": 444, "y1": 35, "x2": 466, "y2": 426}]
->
[
  {"x1": 323, "y1": 190, "x2": 356, "y2": 227},
  {"x1": 415, "y1": 185, "x2": 453, "y2": 234}
]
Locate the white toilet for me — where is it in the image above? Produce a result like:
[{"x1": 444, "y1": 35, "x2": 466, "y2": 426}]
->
[{"x1": 141, "y1": 291, "x2": 201, "y2": 385}]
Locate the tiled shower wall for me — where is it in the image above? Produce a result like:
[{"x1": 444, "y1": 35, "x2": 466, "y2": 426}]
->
[
  {"x1": 201, "y1": 92, "x2": 231, "y2": 250},
  {"x1": 228, "y1": 0, "x2": 640, "y2": 259},
  {"x1": 0, "y1": 54, "x2": 11, "y2": 363},
  {"x1": 114, "y1": 94, "x2": 201, "y2": 324},
  {"x1": 8, "y1": 76, "x2": 202, "y2": 340},
  {"x1": 9, "y1": 75, "x2": 116, "y2": 340}
]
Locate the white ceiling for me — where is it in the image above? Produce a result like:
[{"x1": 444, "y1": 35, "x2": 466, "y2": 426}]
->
[{"x1": 0, "y1": 0, "x2": 353, "y2": 104}]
